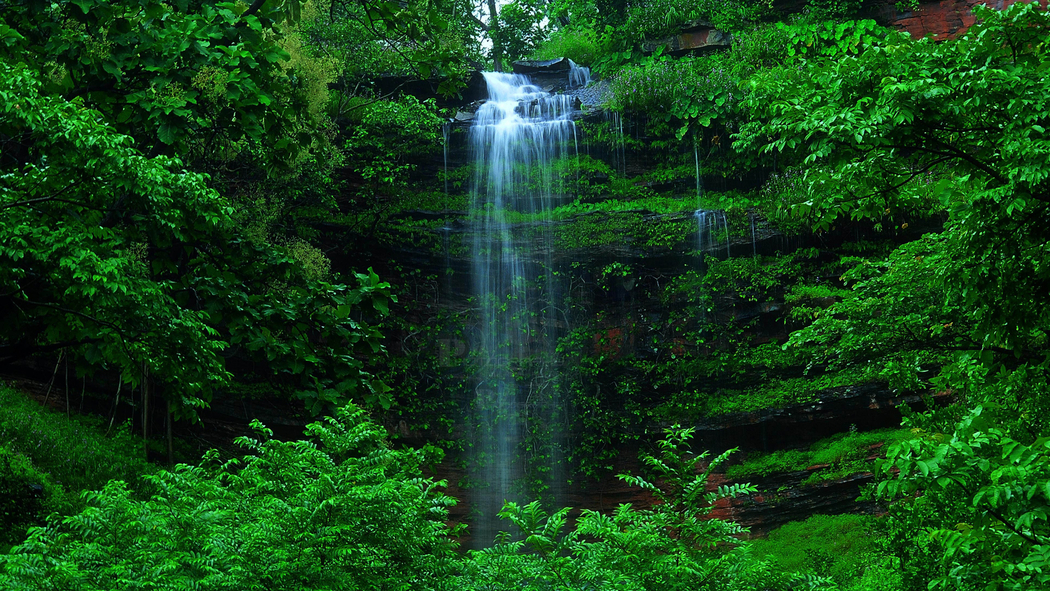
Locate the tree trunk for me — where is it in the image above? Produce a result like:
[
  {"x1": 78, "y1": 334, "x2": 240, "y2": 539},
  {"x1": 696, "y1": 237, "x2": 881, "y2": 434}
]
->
[
  {"x1": 487, "y1": 0, "x2": 504, "y2": 72},
  {"x1": 106, "y1": 378, "x2": 122, "y2": 436}
]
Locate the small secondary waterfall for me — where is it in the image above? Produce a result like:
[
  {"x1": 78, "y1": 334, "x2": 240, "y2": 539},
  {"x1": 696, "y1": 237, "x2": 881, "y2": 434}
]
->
[
  {"x1": 609, "y1": 111, "x2": 627, "y2": 176},
  {"x1": 442, "y1": 121, "x2": 451, "y2": 201},
  {"x1": 468, "y1": 72, "x2": 577, "y2": 545},
  {"x1": 695, "y1": 209, "x2": 730, "y2": 257},
  {"x1": 568, "y1": 59, "x2": 591, "y2": 88},
  {"x1": 750, "y1": 213, "x2": 757, "y2": 258},
  {"x1": 695, "y1": 146, "x2": 703, "y2": 201}
]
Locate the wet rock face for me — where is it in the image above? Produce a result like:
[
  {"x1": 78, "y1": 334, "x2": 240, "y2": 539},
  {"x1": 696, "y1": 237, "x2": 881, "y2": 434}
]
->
[
  {"x1": 709, "y1": 472, "x2": 883, "y2": 535},
  {"x1": 512, "y1": 58, "x2": 573, "y2": 74},
  {"x1": 877, "y1": 0, "x2": 1046, "y2": 40},
  {"x1": 642, "y1": 23, "x2": 732, "y2": 56}
]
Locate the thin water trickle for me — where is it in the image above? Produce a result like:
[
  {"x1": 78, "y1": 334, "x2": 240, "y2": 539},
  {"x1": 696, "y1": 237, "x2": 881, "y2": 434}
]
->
[
  {"x1": 442, "y1": 122, "x2": 451, "y2": 202},
  {"x1": 695, "y1": 209, "x2": 729, "y2": 257},
  {"x1": 694, "y1": 146, "x2": 702, "y2": 203},
  {"x1": 469, "y1": 72, "x2": 576, "y2": 546},
  {"x1": 750, "y1": 214, "x2": 757, "y2": 258},
  {"x1": 618, "y1": 114, "x2": 626, "y2": 176},
  {"x1": 724, "y1": 212, "x2": 731, "y2": 258}
]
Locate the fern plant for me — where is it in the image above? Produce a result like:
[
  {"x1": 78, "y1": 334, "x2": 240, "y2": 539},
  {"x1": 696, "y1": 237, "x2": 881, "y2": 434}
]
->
[{"x1": 458, "y1": 425, "x2": 770, "y2": 590}]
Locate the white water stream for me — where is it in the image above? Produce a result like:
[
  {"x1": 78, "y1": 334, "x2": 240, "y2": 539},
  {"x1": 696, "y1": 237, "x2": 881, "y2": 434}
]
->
[
  {"x1": 468, "y1": 72, "x2": 578, "y2": 544},
  {"x1": 695, "y1": 209, "x2": 730, "y2": 258}
]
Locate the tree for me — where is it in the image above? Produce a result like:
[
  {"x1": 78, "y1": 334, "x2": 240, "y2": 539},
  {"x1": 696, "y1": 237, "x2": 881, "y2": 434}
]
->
[
  {"x1": 0, "y1": 0, "x2": 334, "y2": 173},
  {"x1": 0, "y1": 62, "x2": 392, "y2": 418},
  {"x1": 735, "y1": 4, "x2": 1050, "y2": 588},
  {"x1": 467, "y1": 0, "x2": 550, "y2": 71},
  {"x1": 736, "y1": 2, "x2": 1050, "y2": 351}
]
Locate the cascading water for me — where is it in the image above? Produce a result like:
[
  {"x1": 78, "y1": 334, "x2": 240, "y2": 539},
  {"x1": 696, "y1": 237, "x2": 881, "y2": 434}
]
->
[
  {"x1": 468, "y1": 72, "x2": 577, "y2": 545},
  {"x1": 695, "y1": 209, "x2": 730, "y2": 257},
  {"x1": 568, "y1": 59, "x2": 591, "y2": 89}
]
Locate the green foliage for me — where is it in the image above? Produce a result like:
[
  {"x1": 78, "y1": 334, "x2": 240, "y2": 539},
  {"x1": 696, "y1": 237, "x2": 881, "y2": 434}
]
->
[
  {"x1": 492, "y1": 0, "x2": 552, "y2": 64},
  {"x1": 620, "y1": 0, "x2": 770, "y2": 41},
  {"x1": 307, "y1": 0, "x2": 473, "y2": 91},
  {"x1": 0, "y1": 446, "x2": 61, "y2": 551},
  {"x1": 879, "y1": 404, "x2": 1050, "y2": 590},
  {"x1": 0, "y1": 384, "x2": 152, "y2": 502},
  {"x1": 0, "y1": 382, "x2": 155, "y2": 551},
  {"x1": 531, "y1": 25, "x2": 600, "y2": 64},
  {"x1": 726, "y1": 428, "x2": 912, "y2": 483},
  {"x1": 0, "y1": 404, "x2": 459, "y2": 591},
  {"x1": 776, "y1": 19, "x2": 887, "y2": 59},
  {"x1": 0, "y1": 0, "x2": 333, "y2": 171},
  {"x1": 345, "y1": 95, "x2": 443, "y2": 189},
  {"x1": 0, "y1": 63, "x2": 392, "y2": 416},
  {"x1": 752, "y1": 514, "x2": 889, "y2": 586},
  {"x1": 725, "y1": 24, "x2": 793, "y2": 71},
  {"x1": 739, "y1": 5, "x2": 1050, "y2": 350},
  {"x1": 783, "y1": 236, "x2": 961, "y2": 387},
  {"x1": 739, "y1": 5, "x2": 1050, "y2": 588},
  {"x1": 454, "y1": 425, "x2": 804, "y2": 591},
  {"x1": 803, "y1": 0, "x2": 865, "y2": 21},
  {"x1": 609, "y1": 54, "x2": 741, "y2": 136}
]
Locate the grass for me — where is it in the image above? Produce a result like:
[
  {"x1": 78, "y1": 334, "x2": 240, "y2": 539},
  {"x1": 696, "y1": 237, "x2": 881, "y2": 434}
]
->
[
  {"x1": 0, "y1": 382, "x2": 157, "y2": 533},
  {"x1": 750, "y1": 514, "x2": 901, "y2": 588}
]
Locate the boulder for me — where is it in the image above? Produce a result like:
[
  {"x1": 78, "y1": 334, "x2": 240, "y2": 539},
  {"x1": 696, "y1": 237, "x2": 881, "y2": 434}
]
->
[{"x1": 642, "y1": 22, "x2": 732, "y2": 55}]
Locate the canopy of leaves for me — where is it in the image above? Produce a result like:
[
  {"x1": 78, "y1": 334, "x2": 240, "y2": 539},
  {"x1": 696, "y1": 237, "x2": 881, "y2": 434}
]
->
[
  {"x1": 0, "y1": 0, "x2": 338, "y2": 171},
  {"x1": 0, "y1": 62, "x2": 392, "y2": 417},
  {"x1": 734, "y1": 4, "x2": 1050, "y2": 589}
]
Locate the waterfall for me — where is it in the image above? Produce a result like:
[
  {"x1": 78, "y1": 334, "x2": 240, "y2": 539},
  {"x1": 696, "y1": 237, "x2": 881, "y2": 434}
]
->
[
  {"x1": 568, "y1": 59, "x2": 591, "y2": 89},
  {"x1": 442, "y1": 121, "x2": 451, "y2": 202},
  {"x1": 694, "y1": 145, "x2": 703, "y2": 202},
  {"x1": 695, "y1": 209, "x2": 729, "y2": 257},
  {"x1": 468, "y1": 72, "x2": 577, "y2": 545}
]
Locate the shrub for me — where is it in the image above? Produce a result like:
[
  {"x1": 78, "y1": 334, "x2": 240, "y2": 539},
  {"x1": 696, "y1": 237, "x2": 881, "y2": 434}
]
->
[{"x1": 0, "y1": 405, "x2": 459, "y2": 591}]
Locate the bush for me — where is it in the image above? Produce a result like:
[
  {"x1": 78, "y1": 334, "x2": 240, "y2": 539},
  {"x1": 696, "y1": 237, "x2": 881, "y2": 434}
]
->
[
  {"x1": 0, "y1": 404, "x2": 459, "y2": 591},
  {"x1": 609, "y1": 55, "x2": 741, "y2": 118},
  {"x1": 621, "y1": 0, "x2": 769, "y2": 40}
]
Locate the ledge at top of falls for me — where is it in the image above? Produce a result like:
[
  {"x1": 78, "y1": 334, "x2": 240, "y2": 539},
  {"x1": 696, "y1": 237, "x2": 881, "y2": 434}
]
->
[{"x1": 511, "y1": 58, "x2": 573, "y2": 73}]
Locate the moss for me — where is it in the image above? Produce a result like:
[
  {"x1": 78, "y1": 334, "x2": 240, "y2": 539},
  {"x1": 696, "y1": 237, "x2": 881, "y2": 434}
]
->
[{"x1": 725, "y1": 427, "x2": 913, "y2": 481}]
